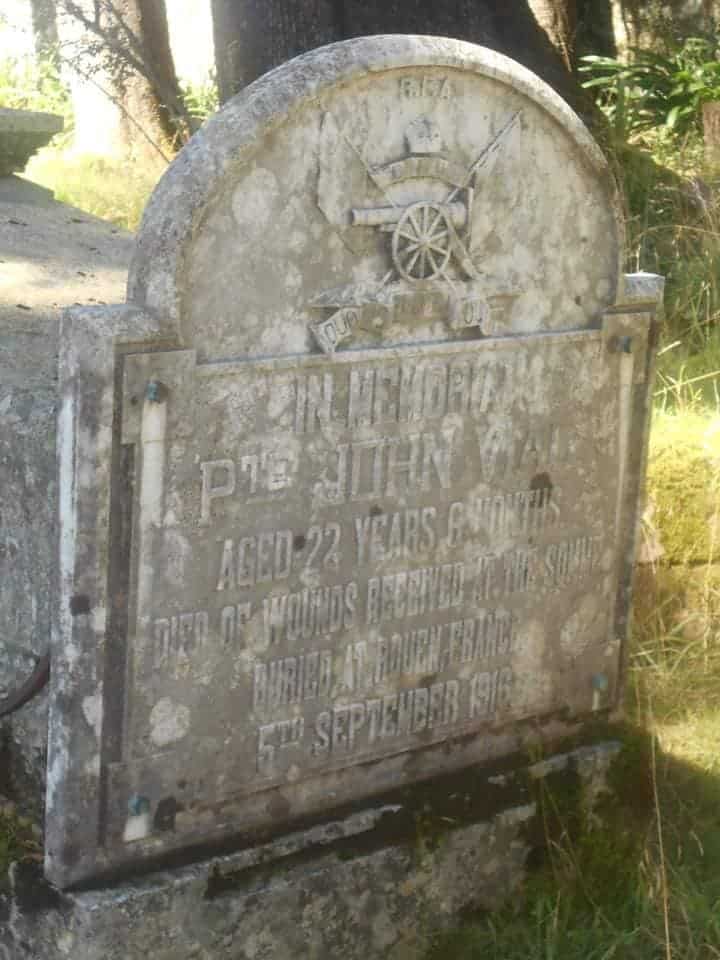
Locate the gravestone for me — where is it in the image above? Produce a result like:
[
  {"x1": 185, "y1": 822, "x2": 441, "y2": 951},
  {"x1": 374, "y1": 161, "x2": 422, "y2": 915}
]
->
[{"x1": 5, "y1": 35, "x2": 662, "y2": 960}]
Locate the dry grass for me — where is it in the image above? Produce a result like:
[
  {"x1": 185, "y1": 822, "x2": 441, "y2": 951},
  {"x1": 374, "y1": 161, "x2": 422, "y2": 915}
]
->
[{"x1": 26, "y1": 149, "x2": 164, "y2": 231}]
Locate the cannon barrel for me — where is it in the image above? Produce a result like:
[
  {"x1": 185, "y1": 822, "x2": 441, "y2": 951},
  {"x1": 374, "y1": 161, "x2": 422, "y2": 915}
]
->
[{"x1": 351, "y1": 201, "x2": 467, "y2": 229}]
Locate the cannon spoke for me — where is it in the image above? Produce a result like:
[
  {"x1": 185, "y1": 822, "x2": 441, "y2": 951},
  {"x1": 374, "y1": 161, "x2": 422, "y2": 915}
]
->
[
  {"x1": 407, "y1": 209, "x2": 423, "y2": 237},
  {"x1": 427, "y1": 209, "x2": 442, "y2": 236},
  {"x1": 405, "y1": 249, "x2": 422, "y2": 275},
  {"x1": 428, "y1": 224, "x2": 449, "y2": 242},
  {"x1": 419, "y1": 248, "x2": 428, "y2": 276},
  {"x1": 392, "y1": 201, "x2": 453, "y2": 281}
]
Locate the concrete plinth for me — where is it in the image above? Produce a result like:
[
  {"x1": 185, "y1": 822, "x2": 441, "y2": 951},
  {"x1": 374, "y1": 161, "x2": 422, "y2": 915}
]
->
[{"x1": 1, "y1": 742, "x2": 620, "y2": 960}]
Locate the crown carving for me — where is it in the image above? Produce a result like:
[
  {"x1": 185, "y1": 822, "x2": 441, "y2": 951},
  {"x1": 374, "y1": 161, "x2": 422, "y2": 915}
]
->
[{"x1": 404, "y1": 116, "x2": 443, "y2": 155}]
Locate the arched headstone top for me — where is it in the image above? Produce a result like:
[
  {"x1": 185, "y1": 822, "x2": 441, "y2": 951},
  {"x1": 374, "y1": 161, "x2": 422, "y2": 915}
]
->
[{"x1": 128, "y1": 35, "x2": 623, "y2": 361}]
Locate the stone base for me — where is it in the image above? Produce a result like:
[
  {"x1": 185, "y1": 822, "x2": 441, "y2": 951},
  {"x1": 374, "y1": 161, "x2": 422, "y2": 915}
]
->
[{"x1": 1, "y1": 742, "x2": 619, "y2": 960}]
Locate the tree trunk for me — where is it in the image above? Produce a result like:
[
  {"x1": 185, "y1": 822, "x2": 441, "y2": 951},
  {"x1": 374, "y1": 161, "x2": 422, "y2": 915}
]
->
[
  {"x1": 211, "y1": 0, "x2": 593, "y2": 118},
  {"x1": 211, "y1": 0, "x2": 340, "y2": 101},
  {"x1": 527, "y1": 0, "x2": 577, "y2": 71},
  {"x1": 58, "y1": 0, "x2": 189, "y2": 158},
  {"x1": 576, "y1": 0, "x2": 615, "y2": 59},
  {"x1": 703, "y1": 101, "x2": 720, "y2": 160},
  {"x1": 119, "y1": 0, "x2": 188, "y2": 150},
  {"x1": 30, "y1": 0, "x2": 60, "y2": 65}
]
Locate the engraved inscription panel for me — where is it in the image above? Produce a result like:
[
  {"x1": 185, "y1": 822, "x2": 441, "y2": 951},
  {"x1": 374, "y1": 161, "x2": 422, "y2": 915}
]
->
[{"x1": 108, "y1": 331, "x2": 623, "y2": 848}]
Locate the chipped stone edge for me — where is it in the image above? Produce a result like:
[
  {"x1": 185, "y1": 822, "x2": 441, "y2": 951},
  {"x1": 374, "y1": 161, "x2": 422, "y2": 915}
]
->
[
  {"x1": 0, "y1": 107, "x2": 64, "y2": 134},
  {"x1": 45, "y1": 304, "x2": 162, "y2": 890},
  {"x1": 621, "y1": 272, "x2": 666, "y2": 308},
  {"x1": 0, "y1": 108, "x2": 64, "y2": 175},
  {"x1": 126, "y1": 34, "x2": 625, "y2": 330}
]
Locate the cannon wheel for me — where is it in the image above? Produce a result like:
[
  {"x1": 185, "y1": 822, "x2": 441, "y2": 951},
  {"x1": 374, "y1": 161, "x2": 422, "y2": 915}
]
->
[{"x1": 392, "y1": 201, "x2": 452, "y2": 281}]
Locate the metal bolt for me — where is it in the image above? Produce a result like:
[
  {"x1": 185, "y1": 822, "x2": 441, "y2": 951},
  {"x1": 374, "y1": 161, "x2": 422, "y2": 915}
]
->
[
  {"x1": 146, "y1": 380, "x2": 162, "y2": 403},
  {"x1": 128, "y1": 794, "x2": 150, "y2": 816},
  {"x1": 591, "y1": 673, "x2": 609, "y2": 693},
  {"x1": 615, "y1": 335, "x2": 633, "y2": 354}
]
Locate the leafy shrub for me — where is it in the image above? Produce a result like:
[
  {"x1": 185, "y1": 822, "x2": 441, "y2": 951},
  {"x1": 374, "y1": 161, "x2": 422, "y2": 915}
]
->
[
  {"x1": 581, "y1": 38, "x2": 720, "y2": 140},
  {"x1": 612, "y1": 135, "x2": 720, "y2": 346},
  {"x1": 0, "y1": 53, "x2": 71, "y2": 124},
  {"x1": 180, "y1": 72, "x2": 219, "y2": 126}
]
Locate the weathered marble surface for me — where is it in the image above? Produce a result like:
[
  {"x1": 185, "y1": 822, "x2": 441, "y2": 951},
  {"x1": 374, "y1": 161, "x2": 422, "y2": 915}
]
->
[{"x1": 44, "y1": 36, "x2": 659, "y2": 891}]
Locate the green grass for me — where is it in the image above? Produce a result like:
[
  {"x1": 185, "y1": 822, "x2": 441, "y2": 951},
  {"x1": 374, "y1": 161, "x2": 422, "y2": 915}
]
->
[
  {"x1": 655, "y1": 331, "x2": 720, "y2": 413},
  {"x1": 0, "y1": 53, "x2": 71, "y2": 121},
  {"x1": 616, "y1": 131, "x2": 720, "y2": 353},
  {"x1": 645, "y1": 408, "x2": 720, "y2": 564}
]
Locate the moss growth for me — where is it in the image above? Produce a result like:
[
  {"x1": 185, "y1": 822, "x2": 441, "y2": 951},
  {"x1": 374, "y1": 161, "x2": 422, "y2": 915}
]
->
[
  {"x1": 646, "y1": 410, "x2": 720, "y2": 564},
  {"x1": 0, "y1": 806, "x2": 41, "y2": 877}
]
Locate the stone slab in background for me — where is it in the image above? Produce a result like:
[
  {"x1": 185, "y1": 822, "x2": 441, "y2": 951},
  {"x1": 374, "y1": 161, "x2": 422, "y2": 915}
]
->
[{"x1": 0, "y1": 108, "x2": 64, "y2": 177}]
